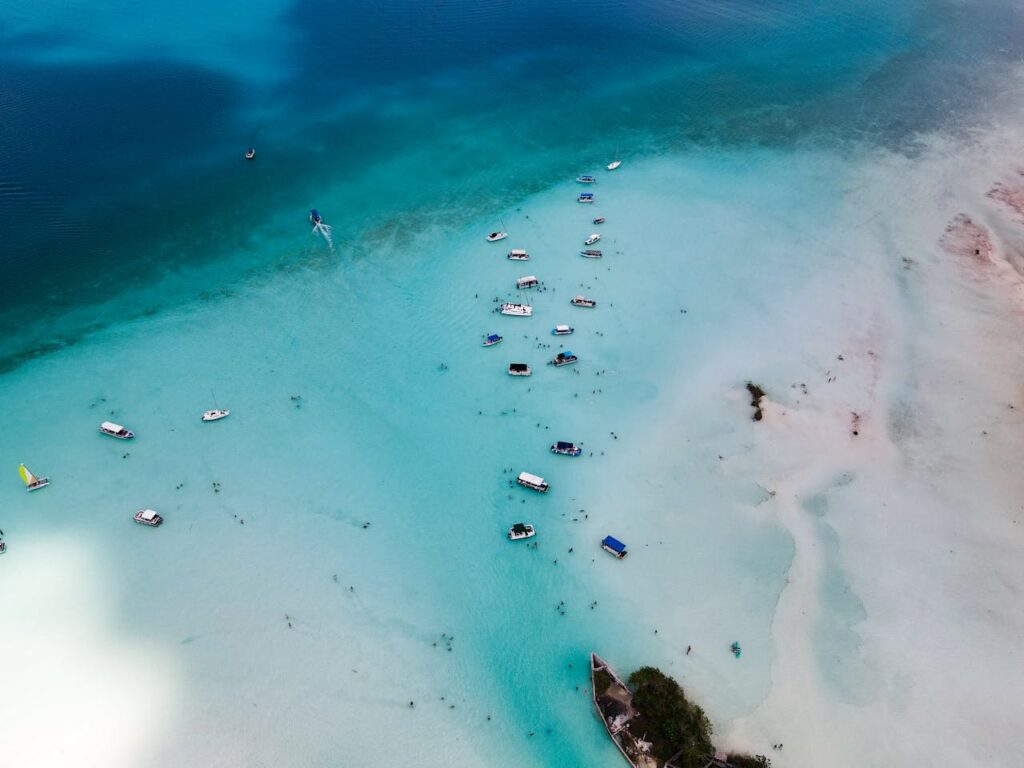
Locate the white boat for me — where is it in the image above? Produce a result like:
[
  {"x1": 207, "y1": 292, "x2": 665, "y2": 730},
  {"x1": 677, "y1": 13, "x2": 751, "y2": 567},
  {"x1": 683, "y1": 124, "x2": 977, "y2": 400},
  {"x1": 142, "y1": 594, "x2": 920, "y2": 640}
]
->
[
  {"x1": 577, "y1": 175, "x2": 596, "y2": 184},
  {"x1": 487, "y1": 230, "x2": 508, "y2": 242},
  {"x1": 245, "y1": 147, "x2": 256, "y2": 160},
  {"x1": 508, "y1": 523, "x2": 536, "y2": 541},
  {"x1": 593, "y1": 217, "x2": 606, "y2": 225},
  {"x1": 570, "y1": 295, "x2": 597, "y2": 308},
  {"x1": 516, "y1": 471, "x2": 550, "y2": 493},
  {"x1": 607, "y1": 160, "x2": 622, "y2": 171},
  {"x1": 18, "y1": 463, "x2": 49, "y2": 492},
  {"x1": 516, "y1": 275, "x2": 539, "y2": 289},
  {"x1": 508, "y1": 363, "x2": 532, "y2": 376},
  {"x1": 508, "y1": 249, "x2": 529, "y2": 261},
  {"x1": 202, "y1": 409, "x2": 230, "y2": 422},
  {"x1": 99, "y1": 421, "x2": 135, "y2": 439},
  {"x1": 552, "y1": 325, "x2": 574, "y2": 336},
  {"x1": 134, "y1": 509, "x2": 163, "y2": 527},
  {"x1": 584, "y1": 233, "x2": 601, "y2": 246},
  {"x1": 500, "y1": 303, "x2": 533, "y2": 317}
]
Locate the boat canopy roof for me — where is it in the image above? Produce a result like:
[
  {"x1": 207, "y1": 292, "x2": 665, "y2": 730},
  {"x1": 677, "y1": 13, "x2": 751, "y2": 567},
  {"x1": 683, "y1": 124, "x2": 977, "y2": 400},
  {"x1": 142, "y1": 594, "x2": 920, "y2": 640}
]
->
[
  {"x1": 510, "y1": 363, "x2": 529, "y2": 370},
  {"x1": 555, "y1": 325, "x2": 571, "y2": 331},
  {"x1": 139, "y1": 509, "x2": 159, "y2": 520},
  {"x1": 561, "y1": 350, "x2": 575, "y2": 357},
  {"x1": 602, "y1": 536, "x2": 626, "y2": 552},
  {"x1": 519, "y1": 471, "x2": 545, "y2": 485},
  {"x1": 555, "y1": 441, "x2": 575, "y2": 450},
  {"x1": 511, "y1": 523, "x2": 531, "y2": 534},
  {"x1": 486, "y1": 334, "x2": 502, "y2": 341},
  {"x1": 518, "y1": 275, "x2": 538, "y2": 282},
  {"x1": 101, "y1": 421, "x2": 125, "y2": 432}
]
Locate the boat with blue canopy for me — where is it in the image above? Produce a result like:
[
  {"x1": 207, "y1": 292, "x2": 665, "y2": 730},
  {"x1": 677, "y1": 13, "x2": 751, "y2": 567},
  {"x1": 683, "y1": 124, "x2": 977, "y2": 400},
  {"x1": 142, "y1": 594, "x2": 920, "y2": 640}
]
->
[
  {"x1": 482, "y1": 333, "x2": 503, "y2": 346},
  {"x1": 550, "y1": 351, "x2": 578, "y2": 366},
  {"x1": 578, "y1": 192, "x2": 595, "y2": 203},
  {"x1": 601, "y1": 536, "x2": 628, "y2": 559},
  {"x1": 552, "y1": 325, "x2": 574, "y2": 336}
]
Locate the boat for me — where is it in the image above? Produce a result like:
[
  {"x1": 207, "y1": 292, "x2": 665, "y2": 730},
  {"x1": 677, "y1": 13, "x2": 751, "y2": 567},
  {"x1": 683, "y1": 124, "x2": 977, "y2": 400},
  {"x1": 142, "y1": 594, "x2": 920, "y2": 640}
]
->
[
  {"x1": 309, "y1": 209, "x2": 321, "y2": 225},
  {"x1": 607, "y1": 160, "x2": 622, "y2": 171},
  {"x1": 552, "y1": 324, "x2": 574, "y2": 336},
  {"x1": 202, "y1": 409, "x2": 230, "y2": 422},
  {"x1": 507, "y1": 523, "x2": 536, "y2": 541},
  {"x1": 516, "y1": 275, "x2": 539, "y2": 289},
  {"x1": 508, "y1": 363, "x2": 532, "y2": 376},
  {"x1": 500, "y1": 303, "x2": 533, "y2": 317},
  {"x1": 590, "y1": 653, "x2": 658, "y2": 768},
  {"x1": 0, "y1": 541, "x2": 5, "y2": 555},
  {"x1": 245, "y1": 147, "x2": 255, "y2": 160},
  {"x1": 487, "y1": 231, "x2": 508, "y2": 242},
  {"x1": 508, "y1": 249, "x2": 529, "y2": 261},
  {"x1": 601, "y1": 535, "x2": 628, "y2": 559},
  {"x1": 516, "y1": 471, "x2": 549, "y2": 493},
  {"x1": 99, "y1": 421, "x2": 135, "y2": 439},
  {"x1": 580, "y1": 250, "x2": 603, "y2": 258},
  {"x1": 482, "y1": 333, "x2": 504, "y2": 347},
  {"x1": 550, "y1": 351, "x2": 578, "y2": 366},
  {"x1": 731, "y1": 641, "x2": 742, "y2": 658},
  {"x1": 550, "y1": 441, "x2": 582, "y2": 456},
  {"x1": 584, "y1": 233, "x2": 601, "y2": 245},
  {"x1": 578, "y1": 192, "x2": 595, "y2": 203},
  {"x1": 134, "y1": 509, "x2": 163, "y2": 527},
  {"x1": 570, "y1": 295, "x2": 597, "y2": 308},
  {"x1": 577, "y1": 175, "x2": 596, "y2": 184},
  {"x1": 18, "y1": 464, "x2": 49, "y2": 492},
  {"x1": 593, "y1": 217, "x2": 606, "y2": 225}
]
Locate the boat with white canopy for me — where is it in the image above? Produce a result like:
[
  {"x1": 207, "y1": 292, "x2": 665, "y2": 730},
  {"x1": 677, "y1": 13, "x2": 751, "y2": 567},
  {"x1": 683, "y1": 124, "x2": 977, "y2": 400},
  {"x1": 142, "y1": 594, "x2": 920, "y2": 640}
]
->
[{"x1": 99, "y1": 421, "x2": 135, "y2": 439}]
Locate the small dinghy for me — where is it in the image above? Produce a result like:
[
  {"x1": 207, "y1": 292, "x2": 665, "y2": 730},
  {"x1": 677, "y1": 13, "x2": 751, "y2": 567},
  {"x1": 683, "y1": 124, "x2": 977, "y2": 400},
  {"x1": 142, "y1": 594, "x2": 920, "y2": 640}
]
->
[
  {"x1": 508, "y1": 363, "x2": 532, "y2": 376},
  {"x1": 580, "y1": 250, "x2": 602, "y2": 258},
  {"x1": 584, "y1": 233, "x2": 601, "y2": 246},
  {"x1": 601, "y1": 535, "x2": 628, "y2": 559},
  {"x1": 500, "y1": 303, "x2": 533, "y2": 317},
  {"x1": 245, "y1": 147, "x2": 256, "y2": 160},
  {"x1": 134, "y1": 509, "x2": 163, "y2": 527},
  {"x1": 578, "y1": 192, "x2": 595, "y2": 204},
  {"x1": 507, "y1": 523, "x2": 536, "y2": 541},
  {"x1": 517, "y1": 472, "x2": 550, "y2": 492},
  {"x1": 482, "y1": 333, "x2": 503, "y2": 347},
  {"x1": 202, "y1": 409, "x2": 230, "y2": 422},
  {"x1": 507, "y1": 249, "x2": 529, "y2": 261},
  {"x1": 593, "y1": 216, "x2": 606, "y2": 225},
  {"x1": 570, "y1": 295, "x2": 597, "y2": 308},
  {"x1": 607, "y1": 159, "x2": 622, "y2": 171},
  {"x1": 551, "y1": 441, "x2": 582, "y2": 456},
  {"x1": 99, "y1": 421, "x2": 135, "y2": 439},
  {"x1": 550, "y1": 351, "x2": 578, "y2": 367},
  {"x1": 19, "y1": 463, "x2": 49, "y2": 492},
  {"x1": 487, "y1": 231, "x2": 508, "y2": 242},
  {"x1": 552, "y1": 324, "x2": 574, "y2": 336},
  {"x1": 576, "y1": 175, "x2": 596, "y2": 184}
]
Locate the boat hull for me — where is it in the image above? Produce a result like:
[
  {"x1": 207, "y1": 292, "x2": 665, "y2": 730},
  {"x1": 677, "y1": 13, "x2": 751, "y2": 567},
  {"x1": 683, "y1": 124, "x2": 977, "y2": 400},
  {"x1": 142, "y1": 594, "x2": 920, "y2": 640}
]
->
[{"x1": 26, "y1": 478, "x2": 50, "y2": 492}]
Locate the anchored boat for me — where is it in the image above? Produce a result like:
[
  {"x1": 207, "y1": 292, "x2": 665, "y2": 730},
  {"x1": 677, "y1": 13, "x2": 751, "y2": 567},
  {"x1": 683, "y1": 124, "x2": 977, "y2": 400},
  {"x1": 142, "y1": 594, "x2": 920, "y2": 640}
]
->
[
  {"x1": 202, "y1": 409, "x2": 230, "y2": 422},
  {"x1": 570, "y1": 295, "x2": 597, "y2": 308},
  {"x1": 516, "y1": 471, "x2": 549, "y2": 493},
  {"x1": 507, "y1": 523, "x2": 536, "y2": 540},
  {"x1": 19, "y1": 463, "x2": 49, "y2": 492},
  {"x1": 577, "y1": 175, "x2": 596, "y2": 184},
  {"x1": 593, "y1": 216, "x2": 606, "y2": 224},
  {"x1": 487, "y1": 231, "x2": 508, "y2": 242},
  {"x1": 550, "y1": 351, "x2": 578, "y2": 366},
  {"x1": 483, "y1": 333, "x2": 504, "y2": 347},
  {"x1": 99, "y1": 421, "x2": 135, "y2": 439},
  {"x1": 134, "y1": 509, "x2": 163, "y2": 527},
  {"x1": 516, "y1": 275, "x2": 540, "y2": 289},
  {"x1": 508, "y1": 249, "x2": 529, "y2": 261},
  {"x1": 500, "y1": 303, "x2": 533, "y2": 317},
  {"x1": 309, "y1": 209, "x2": 322, "y2": 226},
  {"x1": 551, "y1": 441, "x2": 582, "y2": 456},
  {"x1": 578, "y1": 192, "x2": 595, "y2": 203},
  {"x1": 581, "y1": 249, "x2": 603, "y2": 258},
  {"x1": 552, "y1": 324, "x2": 574, "y2": 336},
  {"x1": 508, "y1": 363, "x2": 532, "y2": 376},
  {"x1": 584, "y1": 233, "x2": 601, "y2": 245},
  {"x1": 601, "y1": 535, "x2": 628, "y2": 559}
]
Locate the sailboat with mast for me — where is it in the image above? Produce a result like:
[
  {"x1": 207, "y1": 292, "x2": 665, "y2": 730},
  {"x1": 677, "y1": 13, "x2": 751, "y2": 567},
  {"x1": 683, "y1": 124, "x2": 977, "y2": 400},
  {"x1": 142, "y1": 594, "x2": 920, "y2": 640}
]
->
[
  {"x1": 19, "y1": 463, "x2": 49, "y2": 492},
  {"x1": 607, "y1": 146, "x2": 622, "y2": 171},
  {"x1": 486, "y1": 218, "x2": 509, "y2": 242},
  {"x1": 202, "y1": 390, "x2": 230, "y2": 422}
]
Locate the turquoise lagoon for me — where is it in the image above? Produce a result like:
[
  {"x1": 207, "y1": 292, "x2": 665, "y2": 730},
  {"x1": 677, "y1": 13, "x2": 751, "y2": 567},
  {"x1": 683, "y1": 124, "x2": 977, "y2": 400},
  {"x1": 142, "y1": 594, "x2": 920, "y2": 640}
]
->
[{"x1": 2, "y1": 1, "x2": 1024, "y2": 767}]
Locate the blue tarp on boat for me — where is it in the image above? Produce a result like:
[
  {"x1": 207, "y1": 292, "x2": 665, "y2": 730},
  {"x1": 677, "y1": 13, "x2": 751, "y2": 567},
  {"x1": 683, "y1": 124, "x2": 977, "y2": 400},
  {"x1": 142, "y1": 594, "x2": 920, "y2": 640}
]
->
[{"x1": 602, "y1": 536, "x2": 626, "y2": 553}]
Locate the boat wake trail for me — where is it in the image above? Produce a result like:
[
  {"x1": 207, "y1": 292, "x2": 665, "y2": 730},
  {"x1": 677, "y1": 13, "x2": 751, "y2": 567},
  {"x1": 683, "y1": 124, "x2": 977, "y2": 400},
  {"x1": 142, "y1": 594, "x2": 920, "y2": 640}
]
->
[{"x1": 313, "y1": 221, "x2": 334, "y2": 251}]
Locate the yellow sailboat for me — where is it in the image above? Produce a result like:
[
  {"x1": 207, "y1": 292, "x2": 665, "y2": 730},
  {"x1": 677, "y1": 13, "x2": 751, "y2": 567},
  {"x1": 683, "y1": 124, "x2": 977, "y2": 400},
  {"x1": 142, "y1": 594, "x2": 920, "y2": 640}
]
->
[{"x1": 19, "y1": 463, "x2": 49, "y2": 492}]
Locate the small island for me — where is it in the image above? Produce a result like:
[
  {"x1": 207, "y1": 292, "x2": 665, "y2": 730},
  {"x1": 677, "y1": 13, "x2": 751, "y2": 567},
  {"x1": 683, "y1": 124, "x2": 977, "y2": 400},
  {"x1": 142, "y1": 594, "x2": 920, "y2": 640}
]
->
[{"x1": 591, "y1": 653, "x2": 771, "y2": 768}]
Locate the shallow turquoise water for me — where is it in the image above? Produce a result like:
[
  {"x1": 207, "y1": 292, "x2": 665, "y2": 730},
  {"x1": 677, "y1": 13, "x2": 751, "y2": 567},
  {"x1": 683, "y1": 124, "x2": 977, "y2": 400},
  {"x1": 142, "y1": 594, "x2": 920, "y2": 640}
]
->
[{"x1": 2, "y1": 1, "x2": 1023, "y2": 766}]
